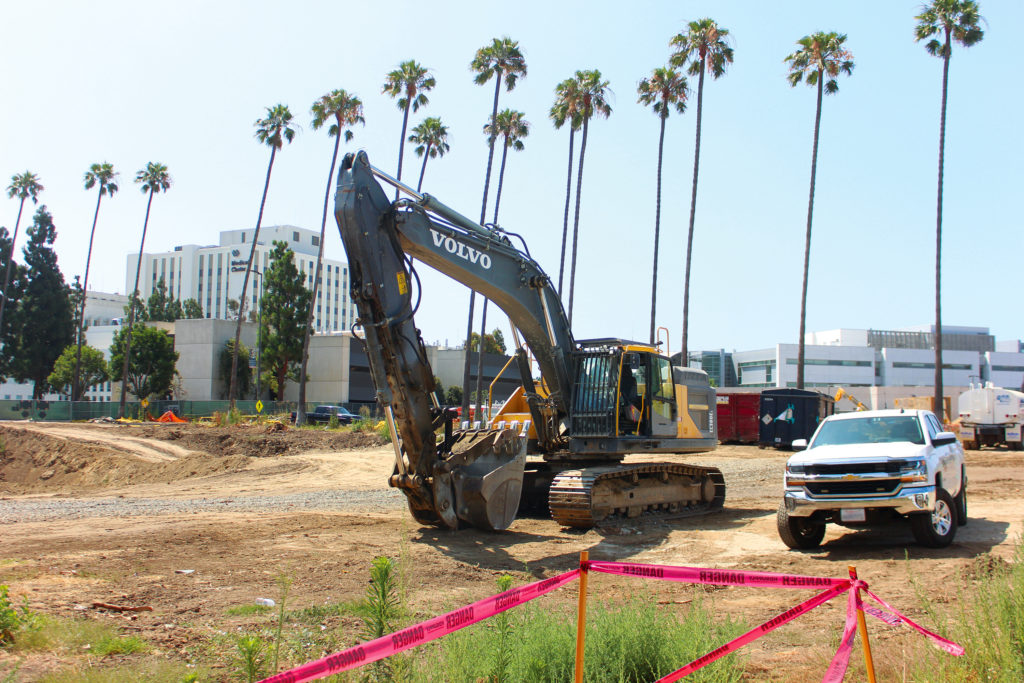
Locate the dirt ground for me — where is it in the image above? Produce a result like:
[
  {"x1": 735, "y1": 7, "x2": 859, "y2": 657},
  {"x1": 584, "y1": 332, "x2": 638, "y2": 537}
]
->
[{"x1": 1, "y1": 420, "x2": 1022, "y2": 681}]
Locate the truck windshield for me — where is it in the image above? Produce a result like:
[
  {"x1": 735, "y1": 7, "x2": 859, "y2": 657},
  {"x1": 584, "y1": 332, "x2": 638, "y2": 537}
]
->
[{"x1": 812, "y1": 416, "x2": 925, "y2": 447}]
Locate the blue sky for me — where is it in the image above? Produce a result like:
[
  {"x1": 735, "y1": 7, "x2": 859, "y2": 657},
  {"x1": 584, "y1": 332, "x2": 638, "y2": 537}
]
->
[{"x1": 2, "y1": 1, "x2": 1020, "y2": 354}]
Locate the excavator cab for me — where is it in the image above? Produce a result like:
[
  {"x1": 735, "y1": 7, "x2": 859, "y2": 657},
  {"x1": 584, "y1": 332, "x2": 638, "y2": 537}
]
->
[{"x1": 569, "y1": 340, "x2": 717, "y2": 455}]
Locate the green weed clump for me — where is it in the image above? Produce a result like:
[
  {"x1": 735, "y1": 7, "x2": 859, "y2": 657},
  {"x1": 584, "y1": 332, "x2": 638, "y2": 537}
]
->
[
  {"x1": 0, "y1": 585, "x2": 37, "y2": 645},
  {"x1": 424, "y1": 589, "x2": 745, "y2": 682},
  {"x1": 908, "y1": 540, "x2": 1024, "y2": 683}
]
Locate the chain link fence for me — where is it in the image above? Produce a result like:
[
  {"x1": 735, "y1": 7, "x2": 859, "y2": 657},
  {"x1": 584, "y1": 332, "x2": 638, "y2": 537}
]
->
[{"x1": 0, "y1": 400, "x2": 381, "y2": 422}]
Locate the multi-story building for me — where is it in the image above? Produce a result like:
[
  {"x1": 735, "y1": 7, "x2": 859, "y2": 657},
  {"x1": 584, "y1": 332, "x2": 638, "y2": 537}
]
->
[{"x1": 126, "y1": 225, "x2": 356, "y2": 333}]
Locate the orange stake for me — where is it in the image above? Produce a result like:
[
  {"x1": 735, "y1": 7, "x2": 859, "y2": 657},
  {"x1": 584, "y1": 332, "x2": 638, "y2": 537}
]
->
[
  {"x1": 849, "y1": 566, "x2": 877, "y2": 683},
  {"x1": 574, "y1": 551, "x2": 590, "y2": 683}
]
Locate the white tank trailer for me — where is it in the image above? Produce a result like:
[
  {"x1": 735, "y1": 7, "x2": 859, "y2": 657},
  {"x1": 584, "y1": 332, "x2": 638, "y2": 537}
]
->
[{"x1": 957, "y1": 383, "x2": 1024, "y2": 450}]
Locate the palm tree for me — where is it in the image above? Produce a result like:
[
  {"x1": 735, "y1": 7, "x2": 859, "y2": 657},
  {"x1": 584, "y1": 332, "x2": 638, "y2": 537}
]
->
[
  {"x1": 670, "y1": 18, "x2": 734, "y2": 364},
  {"x1": 118, "y1": 162, "x2": 171, "y2": 418},
  {"x1": 637, "y1": 68, "x2": 688, "y2": 345},
  {"x1": 1, "y1": 171, "x2": 44, "y2": 335},
  {"x1": 382, "y1": 60, "x2": 435, "y2": 188},
  {"x1": 461, "y1": 37, "x2": 527, "y2": 417},
  {"x1": 475, "y1": 109, "x2": 530, "y2": 406},
  {"x1": 408, "y1": 117, "x2": 450, "y2": 192},
  {"x1": 73, "y1": 163, "x2": 119, "y2": 401},
  {"x1": 550, "y1": 77, "x2": 583, "y2": 296},
  {"x1": 229, "y1": 104, "x2": 297, "y2": 409},
  {"x1": 566, "y1": 69, "x2": 612, "y2": 325},
  {"x1": 296, "y1": 90, "x2": 365, "y2": 425},
  {"x1": 915, "y1": 0, "x2": 984, "y2": 420},
  {"x1": 785, "y1": 32, "x2": 855, "y2": 390}
]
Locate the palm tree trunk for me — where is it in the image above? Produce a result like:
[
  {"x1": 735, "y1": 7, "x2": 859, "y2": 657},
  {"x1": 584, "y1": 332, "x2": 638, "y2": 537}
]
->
[
  {"x1": 649, "y1": 112, "x2": 667, "y2": 345},
  {"x1": 0, "y1": 197, "x2": 26, "y2": 336},
  {"x1": 557, "y1": 128, "x2": 575, "y2": 297},
  {"x1": 462, "y1": 73, "x2": 504, "y2": 419},
  {"x1": 230, "y1": 145, "x2": 278, "y2": 410},
  {"x1": 396, "y1": 102, "x2": 411, "y2": 197},
  {"x1": 474, "y1": 142, "x2": 511, "y2": 412},
  {"x1": 416, "y1": 143, "x2": 432, "y2": 193},
  {"x1": 682, "y1": 64, "x2": 706, "y2": 363},
  {"x1": 567, "y1": 119, "x2": 590, "y2": 326},
  {"x1": 797, "y1": 74, "x2": 825, "y2": 390},
  {"x1": 934, "y1": 34, "x2": 952, "y2": 420},
  {"x1": 73, "y1": 190, "x2": 104, "y2": 401},
  {"x1": 297, "y1": 135, "x2": 341, "y2": 425},
  {"x1": 118, "y1": 189, "x2": 155, "y2": 418}
]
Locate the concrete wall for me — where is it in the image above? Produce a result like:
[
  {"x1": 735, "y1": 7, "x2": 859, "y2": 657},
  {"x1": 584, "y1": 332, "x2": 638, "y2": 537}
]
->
[
  {"x1": 174, "y1": 318, "x2": 257, "y2": 400},
  {"x1": 281, "y1": 333, "x2": 351, "y2": 404},
  {"x1": 880, "y1": 348, "x2": 979, "y2": 387},
  {"x1": 985, "y1": 351, "x2": 1024, "y2": 389}
]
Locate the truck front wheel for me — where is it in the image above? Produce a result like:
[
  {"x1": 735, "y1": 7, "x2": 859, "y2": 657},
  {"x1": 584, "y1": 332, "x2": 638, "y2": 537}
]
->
[
  {"x1": 911, "y1": 488, "x2": 957, "y2": 548},
  {"x1": 777, "y1": 502, "x2": 826, "y2": 549}
]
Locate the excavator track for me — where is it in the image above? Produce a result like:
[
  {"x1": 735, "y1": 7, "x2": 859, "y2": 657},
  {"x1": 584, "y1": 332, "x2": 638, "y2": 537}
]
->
[{"x1": 548, "y1": 463, "x2": 725, "y2": 528}]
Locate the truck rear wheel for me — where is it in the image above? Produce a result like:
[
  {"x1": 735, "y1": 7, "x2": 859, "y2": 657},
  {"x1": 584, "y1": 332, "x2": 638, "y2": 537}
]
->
[
  {"x1": 911, "y1": 488, "x2": 957, "y2": 548},
  {"x1": 777, "y1": 501, "x2": 825, "y2": 549}
]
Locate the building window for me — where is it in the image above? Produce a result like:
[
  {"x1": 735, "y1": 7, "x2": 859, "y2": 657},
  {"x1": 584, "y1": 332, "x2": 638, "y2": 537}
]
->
[
  {"x1": 785, "y1": 358, "x2": 872, "y2": 367},
  {"x1": 991, "y1": 365, "x2": 1024, "y2": 372},
  {"x1": 241, "y1": 233, "x2": 246, "y2": 243},
  {"x1": 293, "y1": 231, "x2": 300, "y2": 242},
  {"x1": 312, "y1": 236, "x2": 320, "y2": 247}
]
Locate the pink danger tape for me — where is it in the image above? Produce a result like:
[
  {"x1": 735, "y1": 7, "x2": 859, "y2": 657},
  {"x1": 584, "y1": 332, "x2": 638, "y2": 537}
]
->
[
  {"x1": 655, "y1": 582, "x2": 851, "y2": 683},
  {"x1": 259, "y1": 569, "x2": 580, "y2": 683},
  {"x1": 588, "y1": 560, "x2": 849, "y2": 589},
  {"x1": 821, "y1": 585, "x2": 861, "y2": 683},
  {"x1": 863, "y1": 587, "x2": 964, "y2": 656}
]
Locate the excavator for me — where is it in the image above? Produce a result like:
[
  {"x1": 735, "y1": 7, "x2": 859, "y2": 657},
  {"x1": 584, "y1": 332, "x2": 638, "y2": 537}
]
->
[{"x1": 334, "y1": 151, "x2": 723, "y2": 531}]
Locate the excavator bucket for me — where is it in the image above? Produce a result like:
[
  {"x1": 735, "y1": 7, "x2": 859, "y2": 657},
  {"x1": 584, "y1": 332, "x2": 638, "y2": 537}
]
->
[{"x1": 447, "y1": 428, "x2": 527, "y2": 531}]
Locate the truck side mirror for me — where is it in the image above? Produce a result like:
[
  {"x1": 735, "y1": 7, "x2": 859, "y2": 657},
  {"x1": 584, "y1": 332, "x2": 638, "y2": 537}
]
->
[
  {"x1": 932, "y1": 431, "x2": 958, "y2": 446},
  {"x1": 791, "y1": 438, "x2": 808, "y2": 451}
]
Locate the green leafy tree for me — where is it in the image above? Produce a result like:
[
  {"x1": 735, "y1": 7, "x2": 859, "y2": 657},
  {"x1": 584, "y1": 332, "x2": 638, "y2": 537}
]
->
[
  {"x1": 565, "y1": 69, "x2": 612, "y2": 325},
  {"x1": 181, "y1": 298, "x2": 204, "y2": 319},
  {"x1": 230, "y1": 104, "x2": 297, "y2": 409},
  {"x1": 475, "y1": 109, "x2": 528, "y2": 405},
  {"x1": 550, "y1": 77, "x2": 583, "y2": 296},
  {"x1": 408, "y1": 116, "x2": 450, "y2": 192},
  {"x1": 123, "y1": 293, "x2": 147, "y2": 322},
  {"x1": 109, "y1": 324, "x2": 178, "y2": 401},
  {"x1": 637, "y1": 67, "x2": 688, "y2": 344},
  {"x1": 785, "y1": 31, "x2": 855, "y2": 389},
  {"x1": 260, "y1": 241, "x2": 312, "y2": 400},
  {"x1": 469, "y1": 330, "x2": 507, "y2": 355},
  {"x1": 1, "y1": 171, "x2": 43, "y2": 336},
  {"x1": 146, "y1": 277, "x2": 182, "y2": 321},
  {"x1": 463, "y1": 37, "x2": 527, "y2": 419},
  {"x1": 9, "y1": 207, "x2": 75, "y2": 398},
  {"x1": 48, "y1": 344, "x2": 108, "y2": 399},
  {"x1": 297, "y1": 89, "x2": 365, "y2": 425},
  {"x1": 73, "y1": 163, "x2": 118, "y2": 400},
  {"x1": 219, "y1": 338, "x2": 252, "y2": 399},
  {"x1": 445, "y1": 385, "x2": 463, "y2": 407},
  {"x1": 670, "y1": 18, "x2": 734, "y2": 361},
  {"x1": 119, "y1": 162, "x2": 171, "y2": 417},
  {"x1": 0, "y1": 227, "x2": 27, "y2": 381},
  {"x1": 382, "y1": 60, "x2": 435, "y2": 187},
  {"x1": 915, "y1": 0, "x2": 984, "y2": 419}
]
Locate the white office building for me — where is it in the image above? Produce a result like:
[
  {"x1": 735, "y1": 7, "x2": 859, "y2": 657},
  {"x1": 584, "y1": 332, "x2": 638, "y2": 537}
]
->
[{"x1": 126, "y1": 225, "x2": 356, "y2": 333}]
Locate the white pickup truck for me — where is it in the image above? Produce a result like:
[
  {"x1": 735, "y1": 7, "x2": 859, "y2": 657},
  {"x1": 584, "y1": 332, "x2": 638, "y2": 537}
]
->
[{"x1": 777, "y1": 409, "x2": 966, "y2": 549}]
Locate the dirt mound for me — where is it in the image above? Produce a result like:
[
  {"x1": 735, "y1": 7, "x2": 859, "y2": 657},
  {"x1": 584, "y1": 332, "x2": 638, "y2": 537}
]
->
[
  {"x1": 0, "y1": 425, "x2": 250, "y2": 494},
  {"x1": 133, "y1": 423, "x2": 386, "y2": 457}
]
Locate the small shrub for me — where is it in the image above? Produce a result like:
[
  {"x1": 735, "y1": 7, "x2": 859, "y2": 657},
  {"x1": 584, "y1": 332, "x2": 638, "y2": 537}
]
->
[
  {"x1": 0, "y1": 585, "x2": 36, "y2": 646},
  {"x1": 234, "y1": 634, "x2": 267, "y2": 683},
  {"x1": 376, "y1": 420, "x2": 392, "y2": 443},
  {"x1": 328, "y1": 413, "x2": 339, "y2": 430},
  {"x1": 359, "y1": 405, "x2": 372, "y2": 420}
]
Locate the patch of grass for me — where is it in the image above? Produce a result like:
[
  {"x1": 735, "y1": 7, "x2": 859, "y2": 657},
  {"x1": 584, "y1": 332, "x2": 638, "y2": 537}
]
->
[
  {"x1": 9, "y1": 615, "x2": 145, "y2": 656},
  {"x1": 91, "y1": 633, "x2": 147, "y2": 656},
  {"x1": 286, "y1": 599, "x2": 360, "y2": 624},
  {"x1": 906, "y1": 540, "x2": 1024, "y2": 682},
  {"x1": 37, "y1": 658, "x2": 206, "y2": 683},
  {"x1": 227, "y1": 603, "x2": 273, "y2": 617}
]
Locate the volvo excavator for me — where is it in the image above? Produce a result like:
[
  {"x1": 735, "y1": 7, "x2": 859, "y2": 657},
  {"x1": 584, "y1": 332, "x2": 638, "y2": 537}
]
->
[{"x1": 335, "y1": 151, "x2": 724, "y2": 531}]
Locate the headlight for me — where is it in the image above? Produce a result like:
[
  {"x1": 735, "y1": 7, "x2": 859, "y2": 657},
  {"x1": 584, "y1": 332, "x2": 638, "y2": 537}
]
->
[
  {"x1": 784, "y1": 464, "x2": 807, "y2": 487},
  {"x1": 898, "y1": 458, "x2": 927, "y2": 483}
]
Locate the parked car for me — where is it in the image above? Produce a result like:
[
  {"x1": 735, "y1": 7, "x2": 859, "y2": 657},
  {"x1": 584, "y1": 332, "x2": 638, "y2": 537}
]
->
[
  {"x1": 290, "y1": 405, "x2": 357, "y2": 425},
  {"x1": 777, "y1": 409, "x2": 966, "y2": 549}
]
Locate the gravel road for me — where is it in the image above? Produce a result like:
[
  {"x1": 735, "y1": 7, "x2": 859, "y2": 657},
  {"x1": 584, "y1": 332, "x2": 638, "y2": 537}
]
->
[{"x1": 0, "y1": 489, "x2": 406, "y2": 523}]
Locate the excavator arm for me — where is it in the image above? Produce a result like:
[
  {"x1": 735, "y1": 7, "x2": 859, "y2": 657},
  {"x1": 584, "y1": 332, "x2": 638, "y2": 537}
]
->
[{"x1": 334, "y1": 151, "x2": 575, "y2": 529}]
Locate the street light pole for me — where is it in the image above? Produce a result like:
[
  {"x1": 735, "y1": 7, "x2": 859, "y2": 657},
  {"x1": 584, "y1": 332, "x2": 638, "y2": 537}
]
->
[{"x1": 250, "y1": 267, "x2": 263, "y2": 402}]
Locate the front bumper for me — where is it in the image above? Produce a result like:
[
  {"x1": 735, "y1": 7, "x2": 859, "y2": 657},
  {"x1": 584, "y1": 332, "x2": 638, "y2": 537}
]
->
[{"x1": 783, "y1": 485, "x2": 935, "y2": 517}]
